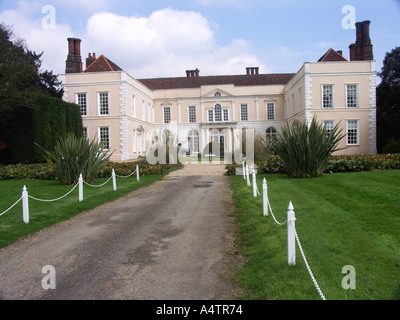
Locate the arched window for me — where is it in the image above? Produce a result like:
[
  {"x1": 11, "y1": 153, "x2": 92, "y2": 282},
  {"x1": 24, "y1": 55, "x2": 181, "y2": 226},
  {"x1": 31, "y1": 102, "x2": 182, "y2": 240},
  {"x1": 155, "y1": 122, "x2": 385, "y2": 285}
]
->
[
  {"x1": 188, "y1": 129, "x2": 199, "y2": 153},
  {"x1": 214, "y1": 104, "x2": 222, "y2": 122},
  {"x1": 266, "y1": 127, "x2": 277, "y2": 142}
]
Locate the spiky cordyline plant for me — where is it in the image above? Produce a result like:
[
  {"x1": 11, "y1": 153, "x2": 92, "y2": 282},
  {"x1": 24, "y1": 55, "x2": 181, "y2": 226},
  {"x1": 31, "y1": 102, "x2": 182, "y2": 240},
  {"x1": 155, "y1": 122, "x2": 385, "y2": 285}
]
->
[
  {"x1": 38, "y1": 133, "x2": 112, "y2": 185},
  {"x1": 270, "y1": 117, "x2": 346, "y2": 178}
]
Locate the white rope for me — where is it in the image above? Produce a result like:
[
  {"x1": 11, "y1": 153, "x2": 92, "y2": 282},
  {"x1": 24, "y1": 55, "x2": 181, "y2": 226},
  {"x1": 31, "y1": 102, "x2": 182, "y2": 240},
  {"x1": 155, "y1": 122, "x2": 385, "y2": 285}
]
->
[
  {"x1": 115, "y1": 169, "x2": 137, "y2": 179},
  {"x1": 293, "y1": 224, "x2": 326, "y2": 300},
  {"x1": 0, "y1": 196, "x2": 23, "y2": 217},
  {"x1": 29, "y1": 183, "x2": 79, "y2": 202},
  {"x1": 267, "y1": 200, "x2": 287, "y2": 226},
  {"x1": 83, "y1": 175, "x2": 112, "y2": 188}
]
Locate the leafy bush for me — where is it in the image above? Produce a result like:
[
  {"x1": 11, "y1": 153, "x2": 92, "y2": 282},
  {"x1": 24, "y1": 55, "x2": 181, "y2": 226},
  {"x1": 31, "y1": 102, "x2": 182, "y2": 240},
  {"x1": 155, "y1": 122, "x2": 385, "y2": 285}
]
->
[
  {"x1": 0, "y1": 159, "x2": 183, "y2": 181},
  {"x1": 225, "y1": 154, "x2": 400, "y2": 176},
  {"x1": 269, "y1": 117, "x2": 345, "y2": 178},
  {"x1": 38, "y1": 133, "x2": 111, "y2": 185}
]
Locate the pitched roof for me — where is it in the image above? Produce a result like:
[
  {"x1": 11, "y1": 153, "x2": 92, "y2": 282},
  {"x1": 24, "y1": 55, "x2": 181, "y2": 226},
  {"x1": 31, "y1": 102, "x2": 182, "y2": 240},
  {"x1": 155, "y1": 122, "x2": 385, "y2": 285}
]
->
[
  {"x1": 318, "y1": 48, "x2": 348, "y2": 62},
  {"x1": 84, "y1": 54, "x2": 123, "y2": 73},
  {"x1": 138, "y1": 73, "x2": 295, "y2": 90}
]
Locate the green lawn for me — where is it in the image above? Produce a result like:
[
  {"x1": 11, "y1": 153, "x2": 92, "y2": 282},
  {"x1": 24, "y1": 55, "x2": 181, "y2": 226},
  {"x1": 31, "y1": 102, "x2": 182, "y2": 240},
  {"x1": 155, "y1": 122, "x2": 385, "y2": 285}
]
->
[
  {"x1": 230, "y1": 170, "x2": 400, "y2": 300},
  {"x1": 0, "y1": 175, "x2": 164, "y2": 249}
]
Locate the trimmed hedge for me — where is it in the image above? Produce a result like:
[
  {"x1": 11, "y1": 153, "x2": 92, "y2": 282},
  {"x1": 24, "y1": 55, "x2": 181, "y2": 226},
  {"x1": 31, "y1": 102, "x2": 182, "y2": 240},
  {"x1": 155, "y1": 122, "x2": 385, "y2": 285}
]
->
[
  {"x1": 225, "y1": 154, "x2": 400, "y2": 176},
  {"x1": 0, "y1": 160, "x2": 183, "y2": 181},
  {"x1": 0, "y1": 94, "x2": 82, "y2": 165}
]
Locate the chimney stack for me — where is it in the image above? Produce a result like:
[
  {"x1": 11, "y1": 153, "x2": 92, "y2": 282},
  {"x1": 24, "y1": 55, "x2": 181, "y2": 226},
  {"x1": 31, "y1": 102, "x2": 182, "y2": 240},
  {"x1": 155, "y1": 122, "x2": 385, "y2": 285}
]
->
[
  {"x1": 86, "y1": 53, "x2": 96, "y2": 69},
  {"x1": 349, "y1": 20, "x2": 373, "y2": 61},
  {"x1": 186, "y1": 68, "x2": 200, "y2": 77},
  {"x1": 66, "y1": 38, "x2": 83, "y2": 74},
  {"x1": 246, "y1": 67, "x2": 259, "y2": 75}
]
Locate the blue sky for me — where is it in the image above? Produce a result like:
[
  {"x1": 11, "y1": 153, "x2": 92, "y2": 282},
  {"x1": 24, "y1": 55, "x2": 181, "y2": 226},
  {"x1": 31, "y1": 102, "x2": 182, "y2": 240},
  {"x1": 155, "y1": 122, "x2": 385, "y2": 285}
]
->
[{"x1": 0, "y1": 0, "x2": 399, "y2": 79}]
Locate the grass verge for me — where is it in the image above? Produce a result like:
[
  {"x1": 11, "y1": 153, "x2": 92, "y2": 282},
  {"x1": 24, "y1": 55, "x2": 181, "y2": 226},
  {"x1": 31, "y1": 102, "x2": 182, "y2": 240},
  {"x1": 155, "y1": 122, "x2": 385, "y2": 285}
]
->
[
  {"x1": 0, "y1": 175, "x2": 166, "y2": 249},
  {"x1": 230, "y1": 170, "x2": 400, "y2": 300}
]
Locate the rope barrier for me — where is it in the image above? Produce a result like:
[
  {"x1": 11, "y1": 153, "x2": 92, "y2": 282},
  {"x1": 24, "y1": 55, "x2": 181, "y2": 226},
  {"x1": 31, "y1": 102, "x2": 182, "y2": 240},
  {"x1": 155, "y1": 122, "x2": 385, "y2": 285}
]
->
[
  {"x1": 83, "y1": 175, "x2": 113, "y2": 188},
  {"x1": 293, "y1": 224, "x2": 326, "y2": 300},
  {"x1": 115, "y1": 169, "x2": 137, "y2": 179},
  {"x1": 28, "y1": 183, "x2": 79, "y2": 202},
  {"x1": 0, "y1": 196, "x2": 23, "y2": 217},
  {"x1": 243, "y1": 163, "x2": 326, "y2": 300}
]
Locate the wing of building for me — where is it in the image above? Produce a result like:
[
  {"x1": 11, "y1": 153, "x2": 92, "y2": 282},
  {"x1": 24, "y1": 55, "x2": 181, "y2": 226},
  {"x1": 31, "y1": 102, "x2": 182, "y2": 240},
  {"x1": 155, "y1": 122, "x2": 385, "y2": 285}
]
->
[{"x1": 62, "y1": 20, "x2": 377, "y2": 162}]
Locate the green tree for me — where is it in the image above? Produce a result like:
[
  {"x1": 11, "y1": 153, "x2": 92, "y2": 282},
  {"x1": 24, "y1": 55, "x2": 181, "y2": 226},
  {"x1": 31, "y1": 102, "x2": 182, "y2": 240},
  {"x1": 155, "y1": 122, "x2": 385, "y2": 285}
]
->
[
  {"x1": 377, "y1": 47, "x2": 400, "y2": 153},
  {"x1": 0, "y1": 24, "x2": 79, "y2": 165}
]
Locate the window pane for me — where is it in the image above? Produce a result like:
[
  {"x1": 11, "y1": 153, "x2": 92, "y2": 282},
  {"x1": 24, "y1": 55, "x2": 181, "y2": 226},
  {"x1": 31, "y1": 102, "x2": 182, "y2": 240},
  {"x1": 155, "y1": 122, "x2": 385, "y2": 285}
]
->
[
  {"x1": 208, "y1": 109, "x2": 214, "y2": 122},
  {"x1": 347, "y1": 120, "x2": 358, "y2": 145},
  {"x1": 322, "y1": 85, "x2": 333, "y2": 108},
  {"x1": 77, "y1": 93, "x2": 87, "y2": 116},
  {"x1": 267, "y1": 103, "x2": 275, "y2": 120},
  {"x1": 99, "y1": 127, "x2": 110, "y2": 149},
  {"x1": 241, "y1": 104, "x2": 248, "y2": 121},
  {"x1": 223, "y1": 109, "x2": 229, "y2": 122},
  {"x1": 99, "y1": 93, "x2": 109, "y2": 115},
  {"x1": 347, "y1": 85, "x2": 358, "y2": 108},
  {"x1": 215, "y1": 104, "x2": 222, "y2": 122},
  {"x1": 163, "y1": 107, "x2": 171, "y2": 124},
  {"x1": 189, "y1": 106, "x2": 196, "y2": 123}
]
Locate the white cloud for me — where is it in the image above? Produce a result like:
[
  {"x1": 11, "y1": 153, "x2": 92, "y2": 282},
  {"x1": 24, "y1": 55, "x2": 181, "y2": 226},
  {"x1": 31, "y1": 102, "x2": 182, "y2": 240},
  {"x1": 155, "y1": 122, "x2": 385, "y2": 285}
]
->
[
  {"x1": 0, "y1": 0, "x2": 73, "y2": 75},
  {"x1": 83, "y1": 8, "x2": 267, "y2": 78},
  {"x1": 0, "y1": 3, "x2": 267, "y2": 78}
]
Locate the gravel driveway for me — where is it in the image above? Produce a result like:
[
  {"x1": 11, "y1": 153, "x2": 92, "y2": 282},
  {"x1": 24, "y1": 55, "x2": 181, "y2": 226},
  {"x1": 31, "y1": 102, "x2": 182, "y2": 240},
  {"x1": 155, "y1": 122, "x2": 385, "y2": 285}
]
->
[{"x1": 0, "y1": 164, "x2": 241, "y2": 300}]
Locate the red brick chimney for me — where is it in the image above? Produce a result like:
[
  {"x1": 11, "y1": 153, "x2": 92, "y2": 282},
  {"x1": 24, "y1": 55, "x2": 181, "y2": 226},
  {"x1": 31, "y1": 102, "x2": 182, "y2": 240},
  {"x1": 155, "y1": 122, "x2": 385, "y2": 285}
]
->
[
  {"x1": 66, "y1": 38, "x2": 83, "y2": 73},
  {"x1": 349, "y1": 20, "x2": 373, "y2": 61},
  {"x1": 86, "y1": 53, "x2": 96, "y2": 69}
]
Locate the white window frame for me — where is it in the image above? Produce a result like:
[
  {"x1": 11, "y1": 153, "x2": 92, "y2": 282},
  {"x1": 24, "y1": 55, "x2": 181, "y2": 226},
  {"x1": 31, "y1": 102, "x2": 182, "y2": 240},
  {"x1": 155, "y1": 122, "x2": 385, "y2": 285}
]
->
[
  {"x1": 267, "y1": 102, "x2": 275, "y2": 120},
  {"x1": 240, "y1": 104, "x2": 248, "y2": 121},
  {"x1": 346, "y1": 84, "x2": 359, "y2": 108},
  {"x1": 142, "y1": 101, "x2": 146, "y2": 121},
  {"x1": 163, "y1": 106, "x2": 171, "y2": 124},
  {"x1": 188, "y1": 106, "x2": 196, "y2": 123},
  {"x1": 223, "y1": 108, "x2": 229, "y2": 122},
  {"x1": 76, "y1": 93, "x2": 87, "y2": 116},
  {"x1": 322, "y1": 85, "x2": 334, "y2": 109},
  {"x1": 97, "y1": 92, "x2": 109, "y2": 116},
  {"x1": 98, "y1": 126, "x2": 110, "y2": 150},
  {"x1": 322, "y1": 120, "x2": 336, "y2": 136},
  {"x1": 346, "y1": 120, "x2": 360, "y2": 146},
  {"x1": 214, "y1": 104, "x2": 223, "y2": 122},
  {"x1": 132, "y1": 95, "x2": 136, "y2": 118}
]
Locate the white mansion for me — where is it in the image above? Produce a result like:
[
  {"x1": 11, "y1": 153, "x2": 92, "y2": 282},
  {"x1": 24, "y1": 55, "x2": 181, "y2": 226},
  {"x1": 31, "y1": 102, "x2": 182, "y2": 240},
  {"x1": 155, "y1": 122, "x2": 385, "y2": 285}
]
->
[{"x1": 62, "y1": 20, "x2": 377, "y2": 162}]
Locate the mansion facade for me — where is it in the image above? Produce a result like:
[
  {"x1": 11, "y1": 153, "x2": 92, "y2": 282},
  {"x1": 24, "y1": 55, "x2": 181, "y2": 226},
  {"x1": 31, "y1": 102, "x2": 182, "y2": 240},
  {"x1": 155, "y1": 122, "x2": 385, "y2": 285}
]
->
[{"x1": 61, "y1": 21, "x2": 377, "y2": 162}]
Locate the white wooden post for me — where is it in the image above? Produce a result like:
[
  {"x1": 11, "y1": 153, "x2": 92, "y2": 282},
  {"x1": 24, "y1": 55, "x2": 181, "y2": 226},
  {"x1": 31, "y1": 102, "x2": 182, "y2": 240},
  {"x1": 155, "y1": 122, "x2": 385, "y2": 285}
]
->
[
  {"x1": 112, "y1": 169, "x2": 117, "y2": 191},
  {"x1": 287, "y1": 201, "x2": 296, "y2": 266},
  {"x1": 252, "y1": 166, "x2": 257, "y2": 198},
  {"x1": 246, "y1": 164, "x2": 251, "y2": 186},
  {"x1": 136, "y1": 165, "x2": 140, "y2": 182},
  {"x1": 22, "y1": 186, "x2": 29, "y2": 224},
  {"x1": 263, "y1": 178, "x2": 268, "y2": 216},
  {"x1": 79, "y1": 174, "x2": 83, "y2": 202},
  {"x1": 242, "y1": 161, "x2": 246, "y2": 180}
]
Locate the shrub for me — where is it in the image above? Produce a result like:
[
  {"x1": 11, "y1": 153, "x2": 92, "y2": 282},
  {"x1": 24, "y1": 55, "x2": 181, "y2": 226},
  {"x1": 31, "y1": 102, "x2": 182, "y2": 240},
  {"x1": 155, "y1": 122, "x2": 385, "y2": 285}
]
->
[
  {"x1": 38, "y1": 133, "x2": 111, "y2": 185},
  {"x1": 269, "y1": 117, "x2": 345, "y2": 178},
  {"x1": 225, "y1": 154, "x2": 400, "y2": 176}
]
